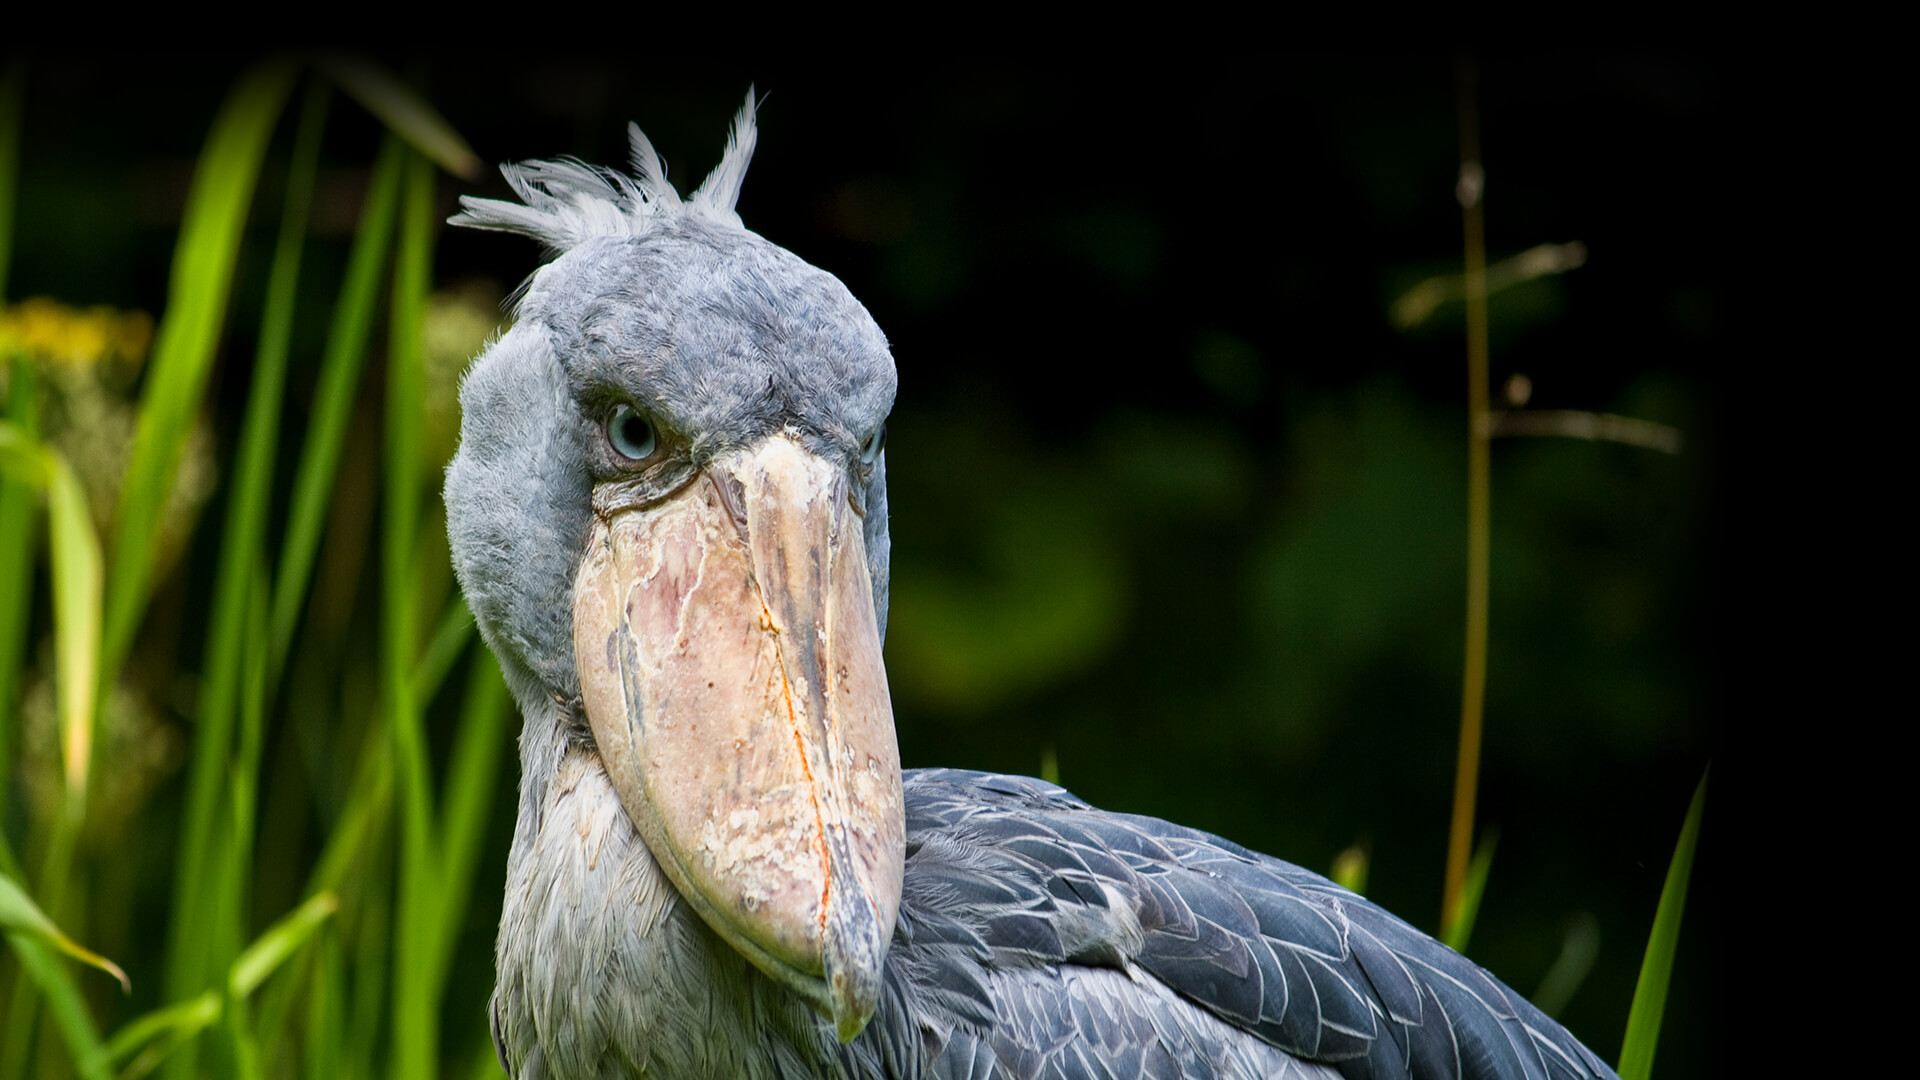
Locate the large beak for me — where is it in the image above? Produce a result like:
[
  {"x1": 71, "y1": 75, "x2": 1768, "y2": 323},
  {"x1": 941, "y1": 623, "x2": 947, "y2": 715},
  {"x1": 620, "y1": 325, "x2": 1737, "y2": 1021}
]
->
[{"x1": 572, "y1": 434, "x2": 903, "y2": 1042}]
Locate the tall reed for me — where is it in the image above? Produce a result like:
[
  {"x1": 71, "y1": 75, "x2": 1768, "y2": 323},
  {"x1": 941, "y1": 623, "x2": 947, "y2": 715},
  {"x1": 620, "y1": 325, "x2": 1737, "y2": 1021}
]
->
[{"x1": 1, "y1": 59, "x2": 505, "y2": 1080}]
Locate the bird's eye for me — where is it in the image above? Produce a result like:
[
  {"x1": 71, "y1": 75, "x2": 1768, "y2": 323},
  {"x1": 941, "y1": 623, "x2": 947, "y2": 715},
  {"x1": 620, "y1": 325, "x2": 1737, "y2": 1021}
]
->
[
  {"x1": 608, "y1": 405, "x2": 657, "y2": 461},
  {"x1": 859, "y1": 424, "x2": 887, "y2": 466}
]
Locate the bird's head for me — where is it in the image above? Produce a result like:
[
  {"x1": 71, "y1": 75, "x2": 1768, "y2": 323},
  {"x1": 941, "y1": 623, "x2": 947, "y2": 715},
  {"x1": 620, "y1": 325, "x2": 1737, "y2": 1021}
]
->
[{"x1": 445, "y1": 94, "x2": 902, "y2": 1042}]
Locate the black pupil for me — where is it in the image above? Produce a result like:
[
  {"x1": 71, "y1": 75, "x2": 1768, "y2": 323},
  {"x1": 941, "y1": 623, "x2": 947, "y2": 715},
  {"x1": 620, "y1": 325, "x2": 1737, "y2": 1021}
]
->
[{"x1": 622, "y1": 414, "x2": 647, "y2": 447}]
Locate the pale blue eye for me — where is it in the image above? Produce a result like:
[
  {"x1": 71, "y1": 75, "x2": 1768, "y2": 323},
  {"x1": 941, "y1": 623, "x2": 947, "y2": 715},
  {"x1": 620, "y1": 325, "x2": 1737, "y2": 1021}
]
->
[
  {"x1": 859, "y1": 424, "x2": 887, "y2": 465},
  {"x1": 609, "y1": 405, "x2": 657, "y2": 460}
]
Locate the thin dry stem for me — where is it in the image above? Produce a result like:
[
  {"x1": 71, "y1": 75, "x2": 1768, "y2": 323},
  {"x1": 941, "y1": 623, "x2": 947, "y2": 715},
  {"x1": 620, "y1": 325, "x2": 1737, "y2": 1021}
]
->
[
  {"x1": 1482, "y1": 410, "x2": 1683, "y2": 454},
  {"x1": 1443, "y1": 59, "x2": 1489, "y2": 937}
]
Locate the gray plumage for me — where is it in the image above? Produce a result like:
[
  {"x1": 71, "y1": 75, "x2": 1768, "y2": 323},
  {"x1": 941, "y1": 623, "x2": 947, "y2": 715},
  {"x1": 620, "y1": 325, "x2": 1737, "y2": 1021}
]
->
[{"x1": 444, "y1": 93, "x2": 1620, "y2": 1080}]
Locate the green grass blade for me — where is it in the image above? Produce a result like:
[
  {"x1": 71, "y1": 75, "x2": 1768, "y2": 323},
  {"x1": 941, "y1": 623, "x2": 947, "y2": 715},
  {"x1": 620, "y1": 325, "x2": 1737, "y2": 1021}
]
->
[
  {"x1": 427, "y1": 650, "x2": 508, "y2": 988},
  {"x1": 91, "y1": 992, "x2": 219, "y2": 1080},
  {"x1": 314, "y1": 55, "x2": 482, "y2": 180},
  {"x1": 1441, "y1": 828, "x2": 1498, "y2": 954},
  {"x1": 0, "y1": 873, "x2": 127, "y2": 992},
  {"x1": 232, "y1": 890, "x2": 336, "y2": 1070},
  {"x1": 267, "y1": 132, "x2": 404, "y2": 686},
  {"x1": 2, "y1": 866, "x2": 113, "y2": 1080},
  {"x1": 226, "y1": 992, "x2": 261, "y2": 1080},
  {"x1": 1617, "y1": 769, "x2": 1708, "y2": 1080},
  {"x1": 0, "y1": 70, "x2": 22, "y2": 742},
  {"x1": 411, "y1": 595, "x2": 474, "y2": 705},
  {"x1": 345, "y1": 820, "x2": 393, "y2": 1080},
  {"x1": 259, "y1": 736, "x2": 389, "y2": 1074},
  {"x1": 0, "y1": 428, "x2": 103, "y2": 823},
  {"x1": 16, "y1": 809, "x2": 86, "y2": 1077},
  {"x1": 303, "y1": 934, "x2": 345, "y2": 1080},
  {"x1": 305, "y1": 732, "x2": 393, "y2": 897},
  {"x1": 229, "y1": 891, "x2": 338, "y2": 1000},
  {"x1": 43, "y1": 453, "x2": 102, "y2": 823},
  {"x1": 1532, "y1": 911, "x2": 1600, "y2": 1018},
  {"x1": 102, "y1": 60, "x2": 297, "y2": 678},
  {"x1": 0, "y1": 831, "x2": 17, "y2": 907},
  {"x1": 1329, "y1": 843, "x2": 1369, "y2": 896},
  {"x1": 222, "y1": 587, "x2": 271, "y2": 1080},
  {"x1": 0, "y1": 363, "x2": 40, "y2": 809},
  {"x1": 0, "y1": 911, "x2": 37, "y2": 1077},
  {"x1": 0, "y1": 424, "x2": 50, "y2": 486},
  {"x1": 244, "y1": 929, "x2": 311, "y2": 1074},
  {"x1": 2, "y1": 935, "x2": 108, "y2": 1080},
  {"x1": 247, "y1": 709, "x2": 394, "y2": 1074},
  {"x1": 386, "y1": 140, "x2": 439, "y2": 1080}
]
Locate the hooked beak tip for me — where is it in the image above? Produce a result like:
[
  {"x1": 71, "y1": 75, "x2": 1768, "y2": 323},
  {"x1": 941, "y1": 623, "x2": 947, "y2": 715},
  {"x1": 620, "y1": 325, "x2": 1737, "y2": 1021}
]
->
[
  {"x1": 834, "y1": 996, "x2": 872, "y2": 1044},
  {"x1": 824, "y1": 893, "x2": 889, "y2": 1041}
]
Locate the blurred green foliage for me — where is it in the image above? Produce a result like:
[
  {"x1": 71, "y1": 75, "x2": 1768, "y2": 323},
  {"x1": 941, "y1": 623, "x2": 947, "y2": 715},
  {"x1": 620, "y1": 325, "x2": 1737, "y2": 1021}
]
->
[{"x1": 0, "y1": 56, "x2": 1718, "y2": 1077}]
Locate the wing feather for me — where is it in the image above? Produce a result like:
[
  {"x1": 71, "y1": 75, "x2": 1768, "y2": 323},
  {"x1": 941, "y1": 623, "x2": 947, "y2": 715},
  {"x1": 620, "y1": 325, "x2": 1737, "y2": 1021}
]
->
[{"x1": 885, "y1": 770, "x2": 1617, "y2": 1080}]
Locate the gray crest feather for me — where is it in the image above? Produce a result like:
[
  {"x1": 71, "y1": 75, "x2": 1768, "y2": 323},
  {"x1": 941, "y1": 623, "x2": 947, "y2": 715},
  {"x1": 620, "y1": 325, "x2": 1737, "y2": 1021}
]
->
[
  {"x1": 448, "y1": 88, "x2": 760, "y2": 252},
  {"x1": 688, "y1": 88, "x2": 759, "y2": 225},
  {"x1": 623, "y1": 121, "x2": 680, "y2": 214}
]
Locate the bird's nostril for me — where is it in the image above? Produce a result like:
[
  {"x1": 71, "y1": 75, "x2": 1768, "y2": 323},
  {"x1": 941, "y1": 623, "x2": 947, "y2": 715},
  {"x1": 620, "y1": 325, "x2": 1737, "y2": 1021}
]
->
[{"x1": 710, "y1": 471, "x2": 751, "y2": 544}]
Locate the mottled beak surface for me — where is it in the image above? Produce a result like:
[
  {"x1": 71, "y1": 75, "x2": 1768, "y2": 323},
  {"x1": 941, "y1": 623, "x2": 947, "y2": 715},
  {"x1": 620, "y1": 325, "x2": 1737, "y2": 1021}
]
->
[{"x1": 573, "y1": 435, "x2": 904, "y2": 1041}]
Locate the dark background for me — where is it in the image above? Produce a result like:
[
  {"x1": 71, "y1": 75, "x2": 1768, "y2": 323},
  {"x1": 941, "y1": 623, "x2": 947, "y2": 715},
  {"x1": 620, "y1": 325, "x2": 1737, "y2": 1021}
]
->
[{"x1": 6, "y1": 55, "x2": 1727, "y2": 1075}]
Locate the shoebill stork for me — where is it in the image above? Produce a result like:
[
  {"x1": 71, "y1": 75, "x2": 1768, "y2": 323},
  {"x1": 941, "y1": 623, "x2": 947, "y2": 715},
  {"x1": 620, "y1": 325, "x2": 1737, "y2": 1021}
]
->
[{"x1": 445, "y1": 94, "x2": 1620, "y2": 1080}]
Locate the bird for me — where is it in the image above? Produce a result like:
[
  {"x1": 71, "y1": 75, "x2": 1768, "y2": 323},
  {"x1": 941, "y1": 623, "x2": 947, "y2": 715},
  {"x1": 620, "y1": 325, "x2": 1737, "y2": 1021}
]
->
[{"x1": 443, "y1": 92, "x2": 1622, "y2": 1080}]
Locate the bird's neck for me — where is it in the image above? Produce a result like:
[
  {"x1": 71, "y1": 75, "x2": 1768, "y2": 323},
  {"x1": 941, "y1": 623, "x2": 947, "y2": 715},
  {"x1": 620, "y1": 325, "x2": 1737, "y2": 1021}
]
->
[{"x1": 504, "y1": 673, "x2": 584, "y2": 863}]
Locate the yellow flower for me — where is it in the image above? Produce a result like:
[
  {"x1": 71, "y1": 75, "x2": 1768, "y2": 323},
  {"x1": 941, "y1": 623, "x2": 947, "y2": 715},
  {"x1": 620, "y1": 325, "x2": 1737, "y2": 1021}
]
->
[{"x1": 0, "y1": 297, "x2": 152, "y2": 369}]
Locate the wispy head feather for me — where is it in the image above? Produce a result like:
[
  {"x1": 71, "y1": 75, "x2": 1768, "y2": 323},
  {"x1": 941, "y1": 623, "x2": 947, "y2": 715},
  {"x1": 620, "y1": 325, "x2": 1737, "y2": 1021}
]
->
[
  {"x1": 449, "y1": 88, "x2": 759, "y2": 254},
  {"x1": 688, "y1": 90, "x2": 759, "y2": 223}
]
